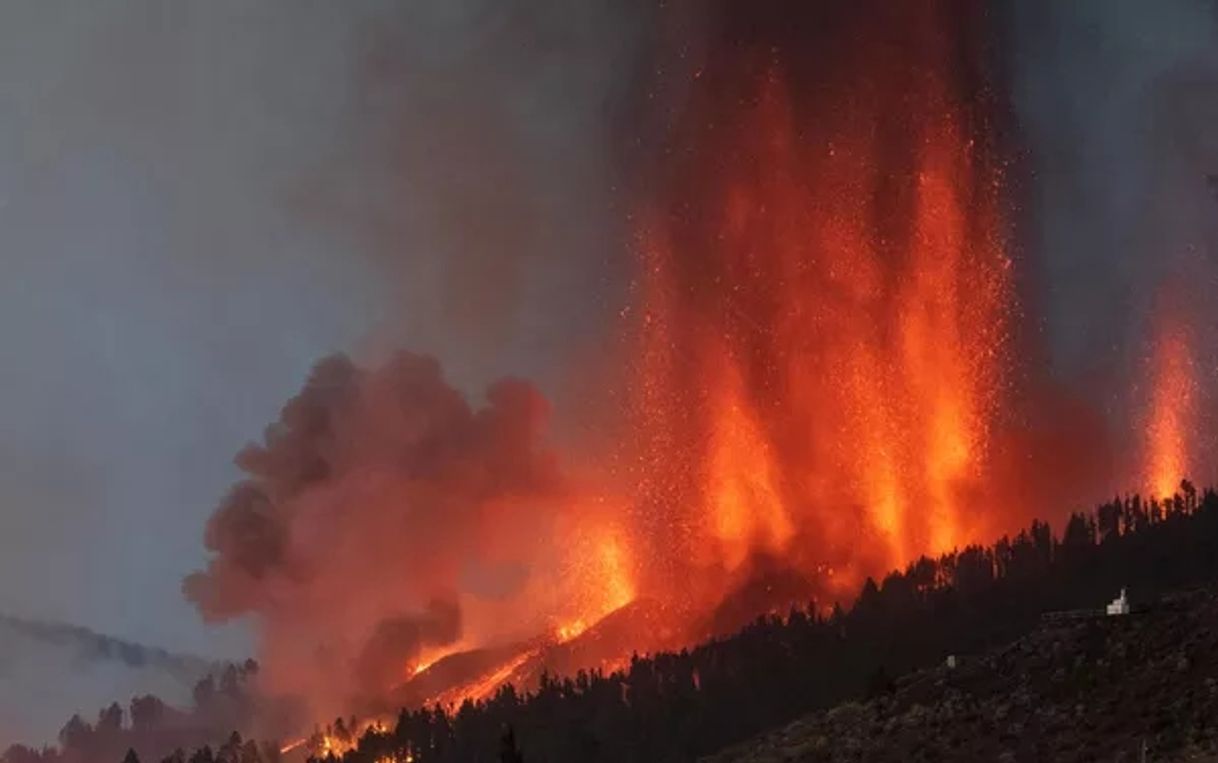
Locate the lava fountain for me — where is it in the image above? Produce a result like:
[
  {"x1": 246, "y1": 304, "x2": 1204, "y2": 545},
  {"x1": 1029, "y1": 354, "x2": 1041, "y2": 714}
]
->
[
  {"x1": 1144, "y1": 311, "x2": 1199, "y2": 499},
  {"x1": 625, "y1": 2, "x2": 1012, "y2": 611}
]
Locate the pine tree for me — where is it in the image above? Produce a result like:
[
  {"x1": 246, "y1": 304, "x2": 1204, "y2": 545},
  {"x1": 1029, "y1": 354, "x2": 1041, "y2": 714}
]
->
[{"x1": 498, "y1": 725, "x2": 524, "y2": 763}]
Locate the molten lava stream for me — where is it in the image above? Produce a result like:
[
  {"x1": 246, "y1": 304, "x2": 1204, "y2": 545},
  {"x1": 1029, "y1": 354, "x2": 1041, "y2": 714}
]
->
[{"x1": 409, "y1": 643, "x2": 461, "y2": 678}]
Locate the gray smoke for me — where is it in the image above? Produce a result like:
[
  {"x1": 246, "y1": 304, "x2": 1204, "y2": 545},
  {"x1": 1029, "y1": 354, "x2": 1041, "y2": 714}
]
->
[
  {"x1": 1007, "y1": 0, "x2": 1218, "y2": 400},
  {"x1": 183, "y1": 351, "x2": 568, "y2": 717},
  {"x1": 1004, "y1": 0, "x2": 1218, "y2": 490},
  {"x1": 300, "y1": 0, "x2": 656, "y2": 386}
]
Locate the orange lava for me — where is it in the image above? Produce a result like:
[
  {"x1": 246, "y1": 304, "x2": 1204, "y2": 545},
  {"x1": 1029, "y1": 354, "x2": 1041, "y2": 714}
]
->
[
  {"x1": 1145, "y1": 315, "x2": 1197, "y2": 498},
  {"x1": 425, "y1": 647, "x2": 544, "y2": 709},
  {"x1": 626, "y1": 10, "x2": 1010, "y2": 608},
  {"x1": 554, "y1": 517, "x2": 636, "y2": 640},
  {"x1": 408, "y1": 644, "x2": 461, "y2": 678}
]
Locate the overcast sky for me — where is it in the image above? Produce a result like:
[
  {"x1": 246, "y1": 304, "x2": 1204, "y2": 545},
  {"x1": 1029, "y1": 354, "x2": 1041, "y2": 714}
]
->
[
  {"x1": 0, "y1": 0, "x2": 644, "y2": 661},
  {"x1": 0, "y1": 3, "x2": 376, "y2": 659},
  {"x1": 1008, "y1": 0, "x2": 1218, "y2": 384}
]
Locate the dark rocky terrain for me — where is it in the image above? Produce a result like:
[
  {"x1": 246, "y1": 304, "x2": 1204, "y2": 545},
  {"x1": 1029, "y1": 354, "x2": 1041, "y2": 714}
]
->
[{"x1": 705, "y1": 590, "x2": 1218, "y2": 762}]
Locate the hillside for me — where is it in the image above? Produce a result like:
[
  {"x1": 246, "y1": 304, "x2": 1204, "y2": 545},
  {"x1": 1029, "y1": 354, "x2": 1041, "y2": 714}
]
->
[
  {"x1": 0, "y1": 614, "x2": 215, "y2": 746},
  {"x1": 705, "y1": 591, "x2": 1218, "y2": 762},
  {"x1": 12, "y1": 489, "x2": 1218, "y2": 763}
]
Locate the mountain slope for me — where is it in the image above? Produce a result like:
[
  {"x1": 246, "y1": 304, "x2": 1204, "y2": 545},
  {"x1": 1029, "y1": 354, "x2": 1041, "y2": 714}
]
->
[
  {"x1": 704, "y1": 590, "x2": 1218, "y2": 762},
  {"x1": 0, "y1": 613, "x2": 216, "y2": 747}
]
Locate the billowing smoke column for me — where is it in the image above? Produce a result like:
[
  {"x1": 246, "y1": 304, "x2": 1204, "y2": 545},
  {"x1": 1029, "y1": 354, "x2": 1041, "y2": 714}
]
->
[
  {"x1": 624, "y1": 0, "x2": 1013, "y2": 607},
  {"x1": 184, "y1": 353, "x2": 634, "y2": 717}
]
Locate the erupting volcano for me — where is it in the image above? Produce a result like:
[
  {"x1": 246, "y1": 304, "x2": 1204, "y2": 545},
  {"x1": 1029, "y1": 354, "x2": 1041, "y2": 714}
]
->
[
  {"x1": 15, "y1": 3, "x2": 1218, "y2": 762},
  {"x1": 181, "y1": 0, "x2": 1203, "y2": 746},
  {"x1": 378, "y1": 1, "x2": 1022, "y2": 719}
]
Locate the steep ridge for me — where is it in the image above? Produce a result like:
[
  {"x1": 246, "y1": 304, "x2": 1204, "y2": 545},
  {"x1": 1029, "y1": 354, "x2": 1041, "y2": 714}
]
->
[{"x1": 0, "y1": 613, "x2": 216, "y2": 746}]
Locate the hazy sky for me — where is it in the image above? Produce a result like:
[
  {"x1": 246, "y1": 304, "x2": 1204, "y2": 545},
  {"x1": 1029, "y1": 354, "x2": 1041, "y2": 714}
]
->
[
  {"x1": 1, "y1": 0, "x2": 1215, "y2": 681},
  {"x1": 0, "y1": 3, "x2": 378, "y2": 659},
  {"x1": 0, "y1": 0, "x2": 645, "y2": 661}
]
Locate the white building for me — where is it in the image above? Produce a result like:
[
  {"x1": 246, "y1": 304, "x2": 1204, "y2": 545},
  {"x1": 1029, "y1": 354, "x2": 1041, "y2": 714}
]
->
[{"x1": 1106, "y1": 588, "x2": 1130, "y2": 616}]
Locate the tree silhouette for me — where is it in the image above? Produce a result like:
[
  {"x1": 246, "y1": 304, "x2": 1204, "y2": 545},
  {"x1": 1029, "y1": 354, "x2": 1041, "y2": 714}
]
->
[
  {"x1": 13, "y1": 487, "x2": 1218, "y2": 763},
  {"x1": 498, "y1": 725, "x2": 524, "y2": 763}
]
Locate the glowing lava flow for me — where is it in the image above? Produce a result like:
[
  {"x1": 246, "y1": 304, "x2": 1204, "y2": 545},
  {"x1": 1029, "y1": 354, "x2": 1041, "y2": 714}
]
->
[
  {"x1": 420, "y1": 647, "x2": 545, "y2": 710},
  {"x1": 409, "y1": 645, "x2": 459, "y2": 679},
  {"x1": 1146, "y1": 316, "x2": 1197, "y2": 498}
]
